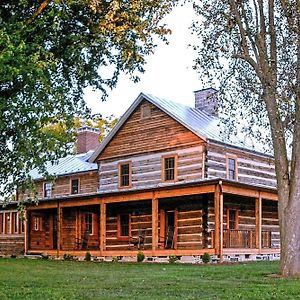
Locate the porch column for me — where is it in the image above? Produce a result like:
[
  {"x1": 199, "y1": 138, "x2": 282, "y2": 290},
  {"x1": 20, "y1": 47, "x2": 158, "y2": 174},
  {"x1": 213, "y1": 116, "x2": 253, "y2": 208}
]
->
[
  {"x1": 152, "y1": 197, "x2": 158, "y2": 255},
  {"x1": 24, "y1": 209, "x2": 29, "y2": 254},
  {"x1": 100, "y1": 202, "x2": 106, "y2": 255},
  {"x1": 57, "y1": 202, "x2": 62, "y2": 257},
  {"x1": 255, "y1": 194, "x2": 262, "y2": 252},
  {"x1": 214, "y1": 183, "x2": 223, "y2": 261}
]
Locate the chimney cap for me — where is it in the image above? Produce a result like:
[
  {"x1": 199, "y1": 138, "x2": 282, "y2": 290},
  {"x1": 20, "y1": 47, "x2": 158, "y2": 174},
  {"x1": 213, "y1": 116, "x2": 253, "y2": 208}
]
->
[
  {"x1": 193, "y1": 87, "x2": 218, "y2": 94},
  {"x1": 77, "y1": 126, "x2": 100, "y2": 134}
]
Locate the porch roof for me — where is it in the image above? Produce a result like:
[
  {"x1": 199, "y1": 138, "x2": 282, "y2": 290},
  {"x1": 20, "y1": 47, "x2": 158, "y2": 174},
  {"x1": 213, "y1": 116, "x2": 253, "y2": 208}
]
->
[{"x1": 27, "y1": 178, "x2": 278, "y2": 206}]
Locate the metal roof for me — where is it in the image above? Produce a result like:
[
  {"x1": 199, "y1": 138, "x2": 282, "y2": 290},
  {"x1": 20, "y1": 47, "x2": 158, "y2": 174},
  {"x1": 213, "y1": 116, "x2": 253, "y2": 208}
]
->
[
  {"x1": 30, "y1": 150, "x2": 98, "y2": 180},
  {"x1": 90, "y1": 92, "x2": 271, "y2": 162}
]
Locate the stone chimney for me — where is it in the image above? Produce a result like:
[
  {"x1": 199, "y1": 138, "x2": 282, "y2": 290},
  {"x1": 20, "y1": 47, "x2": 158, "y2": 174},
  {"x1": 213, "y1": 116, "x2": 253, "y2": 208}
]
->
[
  {"x1": 194, "y1": 88, "x2": 218, "y2": 117},
  {"x1": 76, "y1": 126, "x2": 100, "y2": 154}
]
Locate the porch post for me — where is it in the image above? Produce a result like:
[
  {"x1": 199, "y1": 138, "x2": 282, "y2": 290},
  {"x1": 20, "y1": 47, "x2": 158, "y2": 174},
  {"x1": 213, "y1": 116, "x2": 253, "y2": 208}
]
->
[
  {"x1": 57, "y1": 202, "x2": 62, "y2": 257},
  {"x1": 152, "y1": 196, "x2": 158, "y2": 255},
  {"x1": 100, "y1": 202, "x2": 106, "y2": 255},
  {"x1": 255, "y1": 193, "x2": 262, "y2": 253},
  {"x1": 214, "y1": 183, "x2": 223, "y2": 261}
]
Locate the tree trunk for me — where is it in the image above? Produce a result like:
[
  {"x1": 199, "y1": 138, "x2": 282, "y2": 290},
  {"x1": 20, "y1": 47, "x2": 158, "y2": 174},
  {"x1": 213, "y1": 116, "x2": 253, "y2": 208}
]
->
[{"x1": 280, "y1": 185, "x2": 300, "y2": 277}]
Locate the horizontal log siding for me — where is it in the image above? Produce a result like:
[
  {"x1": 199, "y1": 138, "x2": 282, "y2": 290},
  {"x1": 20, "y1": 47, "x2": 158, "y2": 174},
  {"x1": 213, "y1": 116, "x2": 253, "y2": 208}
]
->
[
  {"x1": 99, "y1": 146, "x2": 204, "y2": 193},
  {"x1": 34, "y1": 172, "x2": 98, "y2": 199},
  {"x1": 0, "y1": 235, "x2": 24, "y2": 256},
  {"x1": 262, "y1": 200, "x2": 279, "y2": 248},
  {"x1": 106, "y1": 205, "x2": 152, "y2": 251},
  {"x1": 206, "y1": 143, "x2": 276, "y2": 188},
  {"x1": 99, "y1": 100, "x2": 202, "y2": 160},
  {"x1": 176, "y1": 202, "x2": 207, "y2": 250},
  {"x1": 62, "y1": 206, "x2": 100, "y2": 251}
]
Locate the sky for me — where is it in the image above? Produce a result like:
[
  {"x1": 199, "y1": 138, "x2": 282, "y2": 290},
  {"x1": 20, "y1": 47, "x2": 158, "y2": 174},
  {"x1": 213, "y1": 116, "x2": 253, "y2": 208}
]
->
[{"x1": 84, "y1": 3, "x2": 203, "y2": 118}]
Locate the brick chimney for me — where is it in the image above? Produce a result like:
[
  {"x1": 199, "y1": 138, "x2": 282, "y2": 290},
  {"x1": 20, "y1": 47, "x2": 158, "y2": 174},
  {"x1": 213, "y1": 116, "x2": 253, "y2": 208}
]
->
[
  {"x1": 194, "y1": 88, "x2": 218, "y2": 117},
  {"x1": 76, "y1": 126, "x2": 100, "y2": 154}
]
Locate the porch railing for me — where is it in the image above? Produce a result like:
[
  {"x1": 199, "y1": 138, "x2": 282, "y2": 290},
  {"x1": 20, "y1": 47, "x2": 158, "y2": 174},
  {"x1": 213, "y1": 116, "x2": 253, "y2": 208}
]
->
[
  {"x1": 223, "y1": 229, "x2": 256, "y2": 248},
  {"x1": 210, "y1": 229, "x2": 272, "y2": 249}
]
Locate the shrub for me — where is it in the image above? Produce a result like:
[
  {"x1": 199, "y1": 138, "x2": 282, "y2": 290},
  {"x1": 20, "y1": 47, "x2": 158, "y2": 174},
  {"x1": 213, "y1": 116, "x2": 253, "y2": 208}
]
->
[
  {"x1": 137, "y1": 251, "x2": 145, "y2": 263},
  {"x1": 202, "y1": 252, "x2": 211, "y2": 264},
  {"x1": 112, "y1": 256, "x2": 120, "y2": 263},
  {"x1": 10, "y1": 254, "x2": 17, "y2": 259},
  {"x1": 85, "y1": 251, "x2": 91, "y2": 261},
  {"x1": 63, "y1": 253, "x2": 73, "y2": 261},
  {"x1": 169, "y1": 255, "x2": 178, "y2": 264}
]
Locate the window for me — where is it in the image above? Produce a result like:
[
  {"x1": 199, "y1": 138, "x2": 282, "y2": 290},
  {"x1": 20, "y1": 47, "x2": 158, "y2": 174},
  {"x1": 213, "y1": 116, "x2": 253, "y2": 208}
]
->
[
  {"x1": 141, "y1": 103, "x2": 151, "y2": 119},
  {"x1": 43, "y1": 182, "x2": 52, "y2": 198},
  {"x1": 118, "y1": 214, "x2": 131, "y2": 238},
  {"x1": 162, "y1": 156, "x2": 177, "y2": 182},
  {"x1": 0, "y1": 213, "x2": 3, "y2": 234},
  {"x1": 119, "y1": 162, "x2": 132, "y2": 188},
  {"x1": 33, "y1": 216, "x2": 42, "y2": 231},
  {"x1": 227, "y1": 156, "x2": 238, "y2": 180},
  {"x1": 5, "y1": 213, "x2": 11, "y2": 234},
  {"x1": 227, "y1": 208, "x2": 238, "y2": 230},
  {"x1": 71, "y1": 179, "x2": 79, "y2": 194},
  {"x1": 85, "y1": 213, "x2": 93, "y2": 235},
  {"x1": 12, "y1": 212, "x2": 18, "y2": 234}
]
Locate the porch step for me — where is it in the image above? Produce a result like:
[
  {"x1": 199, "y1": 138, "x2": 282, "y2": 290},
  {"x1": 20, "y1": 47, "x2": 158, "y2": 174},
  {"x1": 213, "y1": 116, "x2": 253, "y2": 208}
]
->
[{"x1": 24, "y1": 253, "x2": 43, "y2": 259}]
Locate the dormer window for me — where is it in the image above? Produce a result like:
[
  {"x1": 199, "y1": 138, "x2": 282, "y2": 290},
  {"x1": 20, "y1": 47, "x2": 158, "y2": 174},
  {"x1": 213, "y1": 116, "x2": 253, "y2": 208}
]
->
[
  {"x1": 226, "y1": 156, "x2": 238, "y2": 180},
  {"x1": 43, "y1": 182, "x2": 52, "y2": 198},
  {"x1": 141, "y1": 104, "x2": 151, "y2": 119}
]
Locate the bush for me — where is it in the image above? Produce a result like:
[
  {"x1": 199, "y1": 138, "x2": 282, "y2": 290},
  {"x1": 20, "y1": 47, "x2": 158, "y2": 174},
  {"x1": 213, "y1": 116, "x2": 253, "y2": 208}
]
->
[
  {"x1": 202, "y1": 252, "x2": 211, "y2": 264},
  {"x1": 63, "y1": 253, "x2": 73, "y2": 261},
  {"x1": 112, "y1": 256, "x2": 120, "y2": 263},
  {"x1": 85, "y1": 251, "x2": 91, "y2": 261},
  {"x1": 137, "y1": 251, "x2": 145, "y2": 262},
  {"x1": 169, "y1": 255, "x2": 178, "y2": 264}
]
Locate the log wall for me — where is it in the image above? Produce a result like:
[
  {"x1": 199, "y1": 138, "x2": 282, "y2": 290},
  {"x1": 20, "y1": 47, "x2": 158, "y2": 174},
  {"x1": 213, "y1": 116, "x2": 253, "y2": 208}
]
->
[
  {"x1": 99, "y1": 100, "x2": 203, "y2": 160},
  {"x1": 34, "y1": 172, "x2": 98, "y2": 199},
  {"x1": 206, "y1": 143, "x2": 276, "y2": 188},
  {"x1": 99, "y1": 146, "x2": 204, "y2": 193},
  {"x1": 0, "y1": 210, "x2": 24, "y2": 255}
]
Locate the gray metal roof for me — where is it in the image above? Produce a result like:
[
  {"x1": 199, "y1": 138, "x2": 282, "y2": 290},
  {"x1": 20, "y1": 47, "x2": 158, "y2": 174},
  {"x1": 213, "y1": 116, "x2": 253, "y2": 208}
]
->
[
  {"x1": 90, "y1": 92, "x2": 270, "y2": 162},
  {"x1": 30, "y1": 150, "x2": 98, "y2": 180}
]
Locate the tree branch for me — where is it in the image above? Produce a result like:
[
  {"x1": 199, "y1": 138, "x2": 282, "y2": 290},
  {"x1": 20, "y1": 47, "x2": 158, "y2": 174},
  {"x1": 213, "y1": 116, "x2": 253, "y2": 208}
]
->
[{"x1": 26, "y1": 0, "x2": 51, "y2": 25}]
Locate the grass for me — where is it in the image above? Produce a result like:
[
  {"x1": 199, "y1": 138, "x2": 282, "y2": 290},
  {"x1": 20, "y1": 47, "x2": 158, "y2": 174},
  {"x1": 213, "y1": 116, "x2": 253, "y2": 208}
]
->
[{"x1": 0, "y1": 259, "x2": 299, "y2": 299}]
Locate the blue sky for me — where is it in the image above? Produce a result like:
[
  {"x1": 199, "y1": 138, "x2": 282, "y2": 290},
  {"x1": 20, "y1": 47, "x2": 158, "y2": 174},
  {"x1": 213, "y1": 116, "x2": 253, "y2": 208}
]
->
[{"x1": 84, "y1": 3, "x2": 203, "y2": 118}]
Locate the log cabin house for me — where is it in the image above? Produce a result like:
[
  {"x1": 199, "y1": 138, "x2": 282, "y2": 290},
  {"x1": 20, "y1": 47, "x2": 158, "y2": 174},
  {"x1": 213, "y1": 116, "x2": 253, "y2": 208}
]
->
[{"x1": 0, "y1": 88, "x2": 280, "y2": 262}]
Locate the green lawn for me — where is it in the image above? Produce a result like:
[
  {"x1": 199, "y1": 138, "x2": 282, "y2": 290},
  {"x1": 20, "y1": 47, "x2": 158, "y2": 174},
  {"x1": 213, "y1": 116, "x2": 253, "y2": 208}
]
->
[{"x1": 0, "y1": 259, "x2": 299, "y2": 299}]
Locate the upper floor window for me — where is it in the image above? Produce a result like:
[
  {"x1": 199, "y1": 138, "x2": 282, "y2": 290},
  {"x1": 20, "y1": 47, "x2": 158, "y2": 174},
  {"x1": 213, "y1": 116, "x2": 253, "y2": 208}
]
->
[
  {"x1": 119, "y1": 162, "x2": 132, "y2": 188},
  {"x1": 85, "y1": 212, "x2": 93, "y2": 235},
  {"x1": 227, "y1": 156, "x2": 238, "y2": 180},
  {"x1": 162, "y1": 155, "x2": 177, "y2": 182},
  {"x1": 71, "y1": 179, "x2": 79, "y2": 194},
  {"x1": 44, "y1": 182, "x2": 52, "y2": 198},
  {"x1": 141, "y1": 103, "x2": 151, "y2": 119}
]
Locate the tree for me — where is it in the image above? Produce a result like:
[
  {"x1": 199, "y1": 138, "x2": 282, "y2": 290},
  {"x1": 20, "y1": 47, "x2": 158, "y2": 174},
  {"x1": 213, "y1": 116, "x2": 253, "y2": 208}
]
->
[
  {"x1": 0, "y1": 0, "x2": 176, "y2": 199},
  {"x1": 191, "y1": 0, "x2": 300, "y2": 277}
]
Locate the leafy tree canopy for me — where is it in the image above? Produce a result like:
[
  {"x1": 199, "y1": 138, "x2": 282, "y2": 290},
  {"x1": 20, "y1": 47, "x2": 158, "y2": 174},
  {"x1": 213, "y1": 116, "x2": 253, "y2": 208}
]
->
[
  {"x1": 0, "y1": 0, "x2": 176, "y2": 199},
  {"x1": 191, "y1": 0, "x2": 300, "y2": 277}
]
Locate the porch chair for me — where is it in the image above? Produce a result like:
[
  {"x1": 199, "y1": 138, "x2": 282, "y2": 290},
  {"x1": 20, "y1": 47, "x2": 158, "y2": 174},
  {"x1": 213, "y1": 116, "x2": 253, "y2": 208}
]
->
[
  {"x1": 132, "y1": 229, "x2": 147, "y2": 250},
  {"x1": 75, "y1": 229, "x2": 90, "y2": 250}
]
